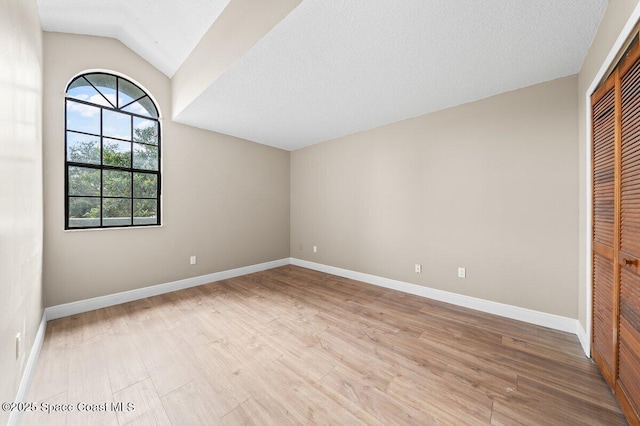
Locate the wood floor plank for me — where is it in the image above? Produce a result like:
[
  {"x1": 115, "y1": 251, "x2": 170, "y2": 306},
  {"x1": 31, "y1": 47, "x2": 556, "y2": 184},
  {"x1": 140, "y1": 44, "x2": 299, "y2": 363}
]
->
[
  {"x1": 129, "y1": 321, "x2": 194, "y2": 397},
  {"x1": 27, "y1": 343, "x2": 70, "y2": 402},
  {"x1": 387, "y1": 375, "x2": 488, "y2": 425},
  {"x1": 102, "y1": 332, "x2": 148, "y2": 394},
  {"x1": 26, "y1": 265, "x2": 625, "y2": 425},
  {"x1": 320, "y1": 321, "x2": 448, "y2": 381},
  {"x1": 514, "y1": 375, "x2": 626, "y2": 425},
  {"x1": 112, "y1": 378, "x2": 171, "y2": 426},
  {"x1": 66, "y1": 342, "x2": 118, "y2": 426},
  {"x1": 242, "y1": 358, "x2": 369, "y2": 425},
  {"x1": 40, "y1": 317, "x2": 72, "y2": 351},
  {"x1": 231, "y1": 362, "x2": 321, "y2": 424},
  {"x1": 491, "y1": 374, "x2": 627, "y2": 426},
  {"x1": 389, "y1": 365, "x2": 495, "y2": 424},
  {"x1": 261, "y1": 319, "x2": 336, "y2": 381},
  {"x1": 320, "y1": 364, "x2": 436, "y2": 425},
  {"x1": 161, "y1": 381, "x2": 220, "y2": 426},
  {"x1": 317, "y1": 327, "x2": 401, "y2": 389},
  {"x1": 219, "y1": 399, "x2": 262, "y2": 426},
  {"x1": 68, "y1": 309, "x2": 112, "y2": 347},
  {"x1": 177, "y1": 337, "x2": 251, "y2": 418}
]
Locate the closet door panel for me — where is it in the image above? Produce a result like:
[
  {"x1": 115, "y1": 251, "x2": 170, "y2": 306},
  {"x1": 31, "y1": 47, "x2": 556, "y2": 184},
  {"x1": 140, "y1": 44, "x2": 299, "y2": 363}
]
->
[
  {"x1": 593, "y1": 88, "x2": 616, "y2": 248},
  {"x1": 619, "y1": 268, "x2": 640, "y2": 413},
  {"x1": 618, "y1": 56, "x2": 640, "y2": 419},
  {"x1": 592, "y1": 82, "x2": 618, "y2": 387},
  {"x1": 593, "y1": 251, "x2": 615, "y2": 380}
]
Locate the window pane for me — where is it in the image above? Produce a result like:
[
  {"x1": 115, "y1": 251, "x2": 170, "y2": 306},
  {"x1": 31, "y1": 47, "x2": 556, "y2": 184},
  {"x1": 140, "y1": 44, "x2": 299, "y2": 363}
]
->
[
  {"x1": 66, "y1": 100, "x2": 100, "y2": 135},
  {"x1": 84, "y1": 73, "x2": 117, "y2": 107},
  {"x1": 133, "y1": 143, "x2": 158, "y2": 170},
  {"x1": 103, "y1": 170, "x2": 131, "y2": 197},
  {"x1": 133, "y1": 173, "x2": 157, "y2": 198},
  {"x1": 103, "y1": 138, "x2": 131, "y2": 167},
  {"x1": 67, "y1": 132, "x2": 100, "y2": 164},
  {"x1": 133, "y1": 199, "x2": 157, "y2": 225},
  {"x1": 122, "y1": 96, "x2": 158, "y2": 118},
  {"x1": 103, "y1": 198, "x2": 132, "y2": 226},
  {"x1": 103, "y1": 109, "x2": 131, "y2": 140},
  {"x1": 118, "y1": 78, "x2": 145, "y2": 109},
  {"x1": 133, "y1": 117, "x2": 158, "y2": 145},
  {"x1": 68, "y1": 166, "x2": 100, "y2": 196},
  {"x1": 68, "y1": 197, "x2": 100, "y2": 228},
  {"x1": 67, "y1": 77, "x2": 112, "y2": 107}
]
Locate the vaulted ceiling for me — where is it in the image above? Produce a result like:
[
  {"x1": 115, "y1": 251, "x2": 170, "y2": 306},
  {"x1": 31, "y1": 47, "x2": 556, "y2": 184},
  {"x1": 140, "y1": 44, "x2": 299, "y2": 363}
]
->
[{"x1": 38, "y1": 0, "x2": 609, "y2": 150}]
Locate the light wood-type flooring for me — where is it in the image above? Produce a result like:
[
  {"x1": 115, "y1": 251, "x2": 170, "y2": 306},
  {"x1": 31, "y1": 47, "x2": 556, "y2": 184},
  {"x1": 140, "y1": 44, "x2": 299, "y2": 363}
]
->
[{"x1": 23, "y1": 265, "x2": 626, "y2": 425}]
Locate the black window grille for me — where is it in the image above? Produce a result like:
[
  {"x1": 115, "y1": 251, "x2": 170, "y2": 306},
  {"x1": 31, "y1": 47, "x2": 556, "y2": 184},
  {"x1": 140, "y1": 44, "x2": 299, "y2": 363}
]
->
[{"x1": 65, "y1": 72, "x2": 161, "y2": 229}]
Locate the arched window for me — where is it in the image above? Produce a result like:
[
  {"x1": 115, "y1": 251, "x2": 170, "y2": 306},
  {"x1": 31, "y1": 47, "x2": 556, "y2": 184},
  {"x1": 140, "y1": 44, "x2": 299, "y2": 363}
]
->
[{"x1": 65, "y1": 72, "x2": 161, "y2": 229}]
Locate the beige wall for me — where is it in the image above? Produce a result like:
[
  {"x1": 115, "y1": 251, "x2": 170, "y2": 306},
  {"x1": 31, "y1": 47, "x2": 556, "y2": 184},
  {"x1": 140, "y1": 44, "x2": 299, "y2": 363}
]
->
[
  {"x1": 0, "y1": 0, "x2": 43, "y2": 422},
  {"x1": 577, "y1": 1, "x2": 640, "y2": 333},
  {"x1": 291, "y1": 76, "x2": 579, "y2": 318},
  {"x1": 43, "y1": 32, "x2": 290, "y2": 307}
]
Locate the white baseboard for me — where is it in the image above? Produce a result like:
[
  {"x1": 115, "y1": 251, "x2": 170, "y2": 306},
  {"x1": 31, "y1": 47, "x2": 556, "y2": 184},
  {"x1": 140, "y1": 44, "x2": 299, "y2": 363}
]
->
[
  {"x1": 576, "y1": 322, "x2": 590, "y2": 357},
  {"x1": 290, "y1": 258, "x2": 583, "y2": 340},
  {"x1": 45, "y1": 258, "x2": 290, "y2": 320},
  {"x1": 8, "y1": 313, "x2": 47, "y2": 426},
  {"x1": 41, "y1": 256, "x2": 586, "y2": 340}
]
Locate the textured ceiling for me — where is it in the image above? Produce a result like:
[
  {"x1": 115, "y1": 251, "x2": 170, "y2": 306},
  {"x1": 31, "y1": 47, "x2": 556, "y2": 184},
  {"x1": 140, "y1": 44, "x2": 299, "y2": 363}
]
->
[
  {"x1": 38, "y1": 0, "x2": 609, "y2": 151},
  {"x1": 36, "y1": 0, "x2": 230, "y2": 76}
]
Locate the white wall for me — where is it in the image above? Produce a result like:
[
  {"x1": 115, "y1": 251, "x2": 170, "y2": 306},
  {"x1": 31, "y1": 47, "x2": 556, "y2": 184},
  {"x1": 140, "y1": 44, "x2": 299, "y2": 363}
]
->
[{"x1": 0, "y1": 0, "x2": 44, "y2": 423}]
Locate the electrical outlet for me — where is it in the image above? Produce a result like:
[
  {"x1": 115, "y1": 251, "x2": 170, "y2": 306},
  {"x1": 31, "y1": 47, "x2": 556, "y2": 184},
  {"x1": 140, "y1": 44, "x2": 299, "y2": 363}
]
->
[
  {"x1": 458, "y1": 267, "x2": 466, "y2": 278},
  {"x1": 190, "y1": 256, "x2": 197, "y2": 265},
  {"x1": 313, "y1": 245, "x2": 317, "y2": 253},
  {"x1": 415, "y1": 264, "x2": 422, "y2": 273}
]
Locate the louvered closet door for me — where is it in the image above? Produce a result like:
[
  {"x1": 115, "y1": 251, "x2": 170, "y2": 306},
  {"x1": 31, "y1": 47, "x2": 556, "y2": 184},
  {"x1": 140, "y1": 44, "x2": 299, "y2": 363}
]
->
[
  {"x1": 591, "y1": 75, "x2": 618, "y2": 389},
  {"x1": 593, "y1": 43, "x2": 640, "y2": 424},
  {"x1": 618, "y1": 52, "x2": 640, "y2": 420}
]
